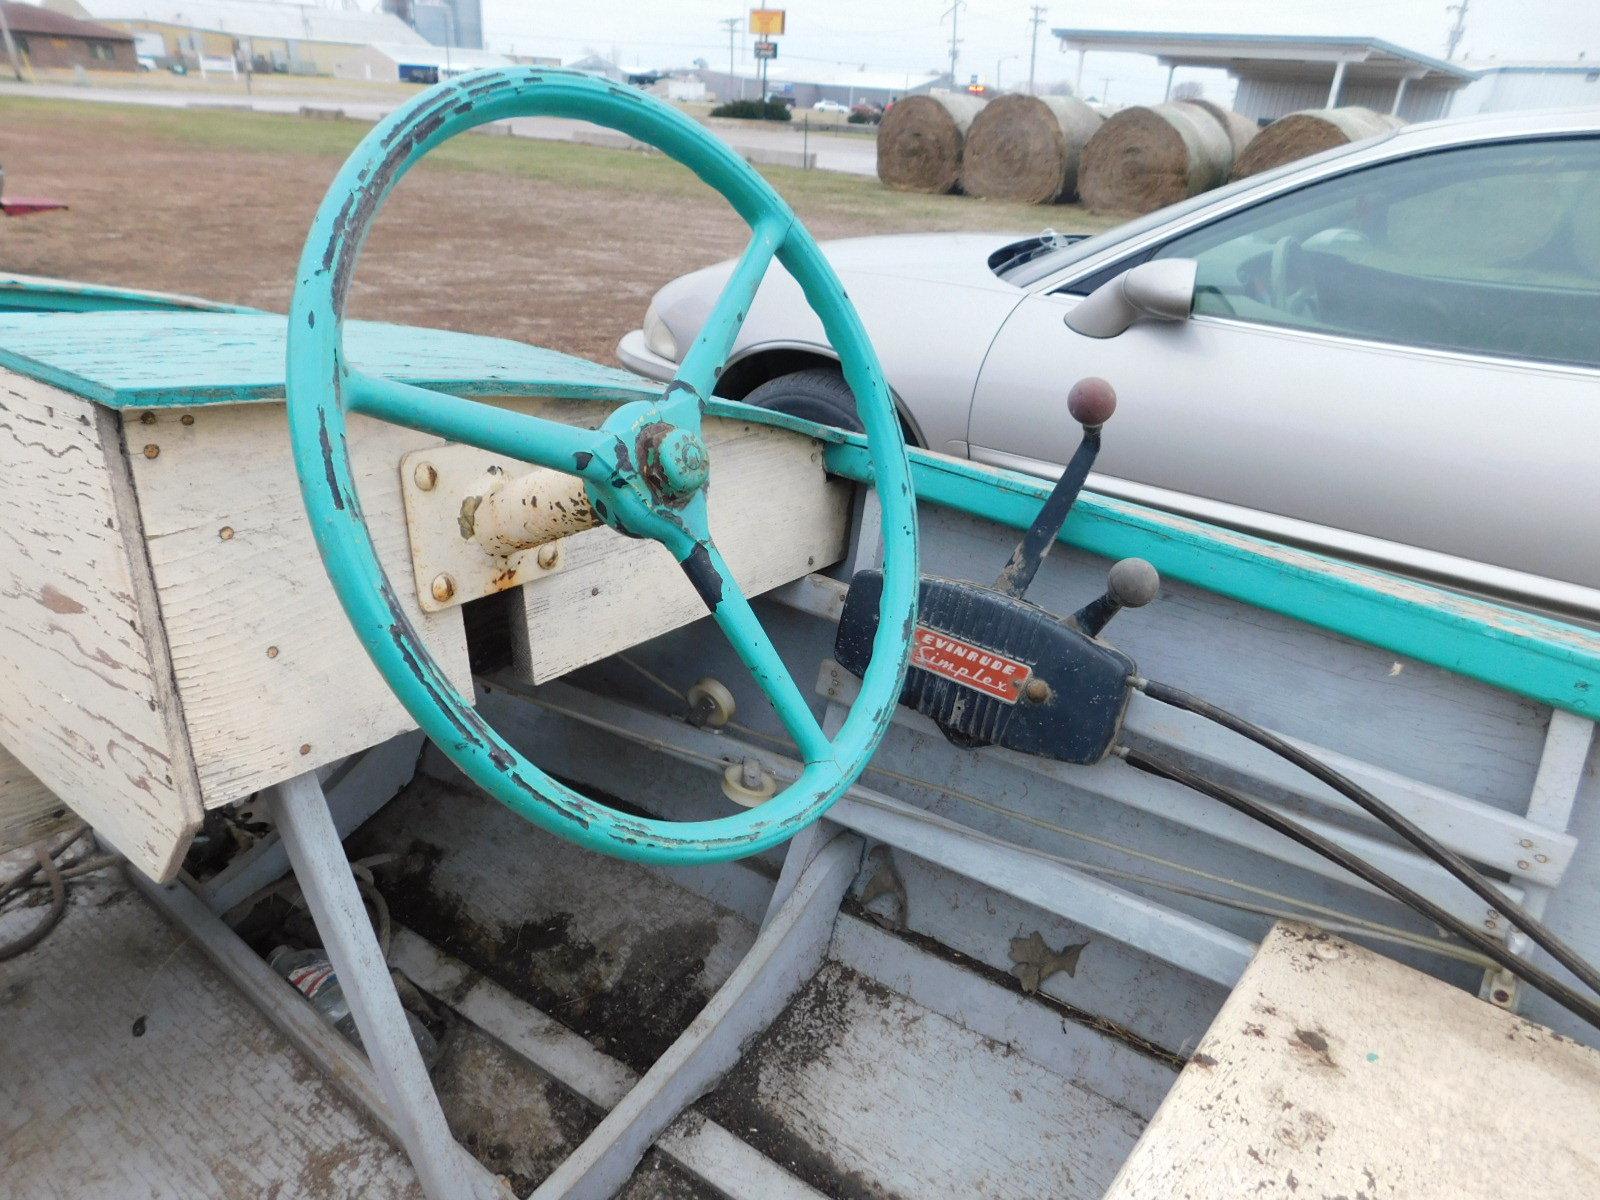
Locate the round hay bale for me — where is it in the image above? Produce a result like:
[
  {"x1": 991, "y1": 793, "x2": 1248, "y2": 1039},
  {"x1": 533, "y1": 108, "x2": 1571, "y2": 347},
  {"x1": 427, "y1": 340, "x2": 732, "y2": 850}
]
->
[
  {"x1": 1187, "y1": 100, "x2": 1260, "y2": 158},
  {"x1": 1078, "y1": 102, "x2": 1236, "y2": 214},
  {"x1": 876, "y1": 92, "x2": 988, "y2": 194},
  {"x1": 959, "y1": 94, "x2": 1104, "y2": 204},
  {"x1": 1230, "y1": 107, "x2": 1405, "y2": 180}
]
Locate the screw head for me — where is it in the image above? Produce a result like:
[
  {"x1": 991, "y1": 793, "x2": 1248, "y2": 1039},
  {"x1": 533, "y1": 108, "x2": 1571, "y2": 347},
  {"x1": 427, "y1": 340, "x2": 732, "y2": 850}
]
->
[
  {"x1": 414, "y1": 462, "x2": 438, "y2": 491},
  {"x1": 218, "y1": 526, "x2": 234, "y2": 541},
  {"x1": 143, "y1": 444, "x2": 160, "y2": 459},
  {"x1": 1024, "y1": 678, "x2": 1052, "y2": 704},
  {"x1": 431, "y1": 573, "x2": 456, "y2": 603},
  {"x1": 266, "y1": 645, "x2": 279, "y2": 659},
  {"x1": 536, "y1": 542, "x2": 560, "y2": 570}
]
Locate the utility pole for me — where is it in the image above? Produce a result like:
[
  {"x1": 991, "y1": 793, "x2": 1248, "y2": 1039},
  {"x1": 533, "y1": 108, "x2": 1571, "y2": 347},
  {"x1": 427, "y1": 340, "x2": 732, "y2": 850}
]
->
[
  {"x1": 720, "y1": 16, "x2": 739, "y2": 81},
  {"x1": 1027, "y1": 5, "x2": 1046, "y2": 96},
  {"x1": 1445, "y1": 0, "x2": 1469, "y2": 59},
  {"x1": 0, "y1": 2, "x2": 24, "y2": 84},
  {"x1": 942, "y1": 0, "x2": 965, "y2": 88}
]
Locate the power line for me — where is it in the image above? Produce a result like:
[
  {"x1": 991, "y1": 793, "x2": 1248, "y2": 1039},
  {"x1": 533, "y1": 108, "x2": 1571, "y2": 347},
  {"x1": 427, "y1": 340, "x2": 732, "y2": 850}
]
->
[{"x1": 1027, "y1": 4, "x2": 1046, "y2": 95}]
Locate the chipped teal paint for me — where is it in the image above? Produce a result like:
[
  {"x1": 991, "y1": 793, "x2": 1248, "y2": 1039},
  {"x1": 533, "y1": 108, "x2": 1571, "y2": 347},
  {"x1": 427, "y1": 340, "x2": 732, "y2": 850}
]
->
[
  {"x1": 283, "y1": 68, "x2": 919, "y2": 865},
  {"x1": 0, "y1": 310, "x2": 657, "y2": 408},
  {"x1": 825, "y1": 441, "x2": 1600, "y2": 721}
]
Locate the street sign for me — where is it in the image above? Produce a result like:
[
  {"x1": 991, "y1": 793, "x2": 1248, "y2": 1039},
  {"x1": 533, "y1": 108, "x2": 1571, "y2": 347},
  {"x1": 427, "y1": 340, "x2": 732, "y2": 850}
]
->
[
  {"x1": 749, "y1": 8, "x2": 786, "y2": 36},
  {"x1": 753, "y1": 40, "x2": 778, "y2": 61}
]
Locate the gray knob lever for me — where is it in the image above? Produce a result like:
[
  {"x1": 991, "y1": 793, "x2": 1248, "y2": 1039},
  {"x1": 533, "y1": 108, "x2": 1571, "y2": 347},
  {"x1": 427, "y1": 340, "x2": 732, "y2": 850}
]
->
[{"x1": 1072, "y1": 558, "x2": 1160, "y2": 636}]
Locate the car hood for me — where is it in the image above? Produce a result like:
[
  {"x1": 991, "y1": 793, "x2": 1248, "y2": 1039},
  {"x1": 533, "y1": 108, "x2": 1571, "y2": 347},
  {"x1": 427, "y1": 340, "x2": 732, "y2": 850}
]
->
[
  {"x1": 806, "y1": 232, "x2": 1032, "y2": 289},
  {"x1": 656, "y1": 232, "x2": 1030, "y2": 313}
]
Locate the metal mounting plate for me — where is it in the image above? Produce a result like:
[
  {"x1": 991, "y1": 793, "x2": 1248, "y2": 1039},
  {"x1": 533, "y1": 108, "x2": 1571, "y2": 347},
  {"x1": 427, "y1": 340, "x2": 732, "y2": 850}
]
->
[{"x1": 399, "y1": 443, "x2": 568, "y2": 613}]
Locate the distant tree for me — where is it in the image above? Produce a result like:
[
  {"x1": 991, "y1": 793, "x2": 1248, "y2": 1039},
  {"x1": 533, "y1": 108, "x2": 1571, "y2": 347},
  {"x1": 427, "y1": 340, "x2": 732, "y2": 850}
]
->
[
  {"x1": 1042, "y1": 80, "x2": 1078, "y2": 97},
  {"x1": 1172, "y1": 80, "x2": 1204, "y2": 101}
]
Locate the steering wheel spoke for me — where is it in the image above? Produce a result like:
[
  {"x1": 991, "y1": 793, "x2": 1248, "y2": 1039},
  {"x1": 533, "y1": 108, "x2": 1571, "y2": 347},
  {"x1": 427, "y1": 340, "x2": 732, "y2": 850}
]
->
[
  {"x1": 677, "y1": 537, "x2": 832, "y2": 765},
  {"x1": 669, "y1": 216, "x2": 790, "y2": 411},
  {"x1": 345, "y1": 370, "x2": 609, "y2": 478}
]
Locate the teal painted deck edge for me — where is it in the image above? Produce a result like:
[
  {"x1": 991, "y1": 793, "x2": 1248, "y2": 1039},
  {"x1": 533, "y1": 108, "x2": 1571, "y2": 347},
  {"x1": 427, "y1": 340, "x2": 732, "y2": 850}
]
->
[{"x1": 824, "y1": 441, "x2": 1600, "y2": 721}]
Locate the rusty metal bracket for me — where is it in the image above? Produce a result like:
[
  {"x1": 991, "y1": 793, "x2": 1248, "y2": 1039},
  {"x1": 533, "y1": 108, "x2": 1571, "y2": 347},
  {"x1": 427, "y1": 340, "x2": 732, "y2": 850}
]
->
[{"x1": 400, "y1": 443, "x2": 592, "y2": 613}]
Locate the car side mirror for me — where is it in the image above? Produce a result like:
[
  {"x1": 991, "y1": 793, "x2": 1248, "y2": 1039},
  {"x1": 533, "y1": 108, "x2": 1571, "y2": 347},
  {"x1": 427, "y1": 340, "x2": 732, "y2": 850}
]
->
[{"x1": 1063, "y1": 259, "x2": 1197, "y2": 339}]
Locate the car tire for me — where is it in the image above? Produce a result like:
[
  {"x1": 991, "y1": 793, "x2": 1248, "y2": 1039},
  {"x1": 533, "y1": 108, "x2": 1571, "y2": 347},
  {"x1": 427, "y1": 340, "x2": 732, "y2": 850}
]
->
[{"x1": 743, "y1": 367, "x2": 864, "y2": 434}]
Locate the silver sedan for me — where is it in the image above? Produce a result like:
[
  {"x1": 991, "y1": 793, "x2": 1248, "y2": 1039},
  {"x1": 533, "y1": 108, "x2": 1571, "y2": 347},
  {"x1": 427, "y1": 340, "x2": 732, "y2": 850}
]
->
[{"x1": 619, "y1": 109, "x2": 1600, "y2": 621}]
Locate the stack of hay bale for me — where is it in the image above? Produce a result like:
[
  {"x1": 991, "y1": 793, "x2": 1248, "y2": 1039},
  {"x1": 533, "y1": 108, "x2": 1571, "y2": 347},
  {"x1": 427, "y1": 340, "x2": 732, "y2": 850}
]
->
[{"x1": 877, "y1": 92, "x2": 1404, "y2": 211}]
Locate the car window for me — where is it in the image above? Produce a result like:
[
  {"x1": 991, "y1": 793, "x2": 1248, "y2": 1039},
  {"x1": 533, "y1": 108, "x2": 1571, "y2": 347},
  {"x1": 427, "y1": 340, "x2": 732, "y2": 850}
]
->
[{"x1": 1150, "y1": 136, "x2": 1600, "y2": 369}]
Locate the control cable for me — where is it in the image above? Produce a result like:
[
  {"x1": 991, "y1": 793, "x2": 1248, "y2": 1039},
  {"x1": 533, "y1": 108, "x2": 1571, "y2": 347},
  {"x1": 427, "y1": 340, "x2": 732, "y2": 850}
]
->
[
  {"x1": 1119, "y1": 746, "x2": 1600, "y2": 1032},
  {"x1": 1135, "y1": 678, "x2": 1600, "y2": 1001}
]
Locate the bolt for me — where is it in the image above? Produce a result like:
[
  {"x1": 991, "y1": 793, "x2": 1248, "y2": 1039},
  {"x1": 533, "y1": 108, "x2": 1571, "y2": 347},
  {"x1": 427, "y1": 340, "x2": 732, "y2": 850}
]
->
[
  {"x1": 299, "y1": 743, "x2": 312, "y2": 756},
  {"x1": 1492, "y1": 988, "x2": 1512, "y2": 1004},
  {"x1": 266, "y1": 645, "x2": 279, "y2": 659},
  {"x1": 219, "y1": 526, "x2": 234, "y2": 541},
  {"x1": 1023, "y1": 678, "x2": 1051, "y2": 704},
  {"x1": 431, "y1": 573, "x2": 457, "y2": 603},
  {"x1": 536, "y1": 543, "x2": 559, "y2": 570},
  {"x1": 140, "y1": 411, "x2": 156, "y2": 425},
  {"x1": 1520, "y1": 838, "x2": 1534, "y2": 848},
  {"x1": 180, "y1": 414, "x2": 195, "y2": 426},
  {"x1": 414, "y1": 461, "x2": 438, "y2": 491},
  {"x1": 1517, "y1": 859, "x2": 1530, "y2": 871},
  {"x1": 1535, "y1": 853, "x2": 1549, "y2": 863},
  {"x1": 143, "y1": 444, "x2": 160, "y2": 459}
]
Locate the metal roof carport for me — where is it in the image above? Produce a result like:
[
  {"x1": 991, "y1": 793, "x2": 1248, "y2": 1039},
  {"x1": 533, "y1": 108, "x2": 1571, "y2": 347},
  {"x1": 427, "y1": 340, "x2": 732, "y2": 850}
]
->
[{"x1": 1051, "y1": 30, "x2": 1478, "y2": 122}]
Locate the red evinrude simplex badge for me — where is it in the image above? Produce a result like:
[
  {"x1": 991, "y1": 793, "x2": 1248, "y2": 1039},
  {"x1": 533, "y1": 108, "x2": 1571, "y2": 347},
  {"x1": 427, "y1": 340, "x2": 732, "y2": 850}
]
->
[{"x1": 911, "y1": 626, "x2": 1033, "y2": 704}]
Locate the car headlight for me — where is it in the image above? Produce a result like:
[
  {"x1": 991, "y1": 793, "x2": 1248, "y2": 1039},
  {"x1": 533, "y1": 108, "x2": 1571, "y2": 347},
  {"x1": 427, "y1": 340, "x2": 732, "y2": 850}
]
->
[{"x1": 643, "y1": 302, "x2": 678, "y2": 362}]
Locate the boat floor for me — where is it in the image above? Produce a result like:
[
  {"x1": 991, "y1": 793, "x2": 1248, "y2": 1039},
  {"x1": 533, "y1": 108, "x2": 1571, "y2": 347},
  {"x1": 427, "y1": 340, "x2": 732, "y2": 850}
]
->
[
  {"x1": 0, "y1": 868, "x2": 421, "y2": 1199},
  {"x1": 2, "y1": 765, "x2": 1161, "y2": 1198}
]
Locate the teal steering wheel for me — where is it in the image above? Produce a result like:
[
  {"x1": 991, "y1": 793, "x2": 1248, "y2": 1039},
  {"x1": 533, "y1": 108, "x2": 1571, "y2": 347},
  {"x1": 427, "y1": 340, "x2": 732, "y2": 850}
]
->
[{"x1": 285, "y1": 69, "x2": 918, "y2": 865}]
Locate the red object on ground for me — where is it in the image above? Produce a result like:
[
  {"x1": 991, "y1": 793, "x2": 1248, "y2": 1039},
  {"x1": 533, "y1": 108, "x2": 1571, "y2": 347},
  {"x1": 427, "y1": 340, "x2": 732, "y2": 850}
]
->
[{"x1": 1, "y1": 197, "x2": 69, "y2": 216}]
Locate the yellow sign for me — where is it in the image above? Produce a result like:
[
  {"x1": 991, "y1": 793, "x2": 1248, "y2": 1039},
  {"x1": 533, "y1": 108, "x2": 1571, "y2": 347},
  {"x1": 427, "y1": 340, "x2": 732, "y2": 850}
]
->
[{"x1": 749, "y1": 8, "x2": 786, "y2": 36}]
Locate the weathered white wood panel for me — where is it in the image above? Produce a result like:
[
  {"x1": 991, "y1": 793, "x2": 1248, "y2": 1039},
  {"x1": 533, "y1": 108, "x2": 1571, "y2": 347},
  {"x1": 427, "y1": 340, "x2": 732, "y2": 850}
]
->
[
  {"x1": 126, "y1": 400, "x2": 480, "y2": 807},
  {"x1": 0, "y1": 745, "x2": 73, "y2": 854},
  {"x1": 514, "y1": 417, "x2": 849, "y2": 682},
  {"x1": 1104, "y1": 923, "x2": 1600, "y2": 1199},
  {"x1": 0, "y1": 369, "x2": 202, "y2": 880}
]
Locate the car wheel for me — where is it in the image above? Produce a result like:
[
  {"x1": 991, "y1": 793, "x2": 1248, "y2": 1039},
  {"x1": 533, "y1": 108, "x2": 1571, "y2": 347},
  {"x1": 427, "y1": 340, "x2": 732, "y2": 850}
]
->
[{"x1": 743, "y1": 367, "x2": 865, "y2": 434}]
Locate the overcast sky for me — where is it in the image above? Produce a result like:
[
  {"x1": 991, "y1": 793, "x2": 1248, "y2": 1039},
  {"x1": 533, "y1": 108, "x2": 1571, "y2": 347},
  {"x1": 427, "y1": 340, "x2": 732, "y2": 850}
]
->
[{"x1": 469, "y1": 0, "x2": 1599, "y2": 105}]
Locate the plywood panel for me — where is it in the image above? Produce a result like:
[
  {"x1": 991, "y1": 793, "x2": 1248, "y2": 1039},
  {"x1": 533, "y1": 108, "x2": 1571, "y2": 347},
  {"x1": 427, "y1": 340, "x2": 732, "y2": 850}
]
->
[
  {"x1": 1104, "y1": 923, "x2": 1600, "y2": 1199},
  {"x1": 125, "y1": 398, "x2": 491, "y2": 807},
  {"x1": 0, "y1": 368, "x2": 202, "y2": 880},
  {"x1": 516, "y1": 416, "x2": 849, "y2": 682}
]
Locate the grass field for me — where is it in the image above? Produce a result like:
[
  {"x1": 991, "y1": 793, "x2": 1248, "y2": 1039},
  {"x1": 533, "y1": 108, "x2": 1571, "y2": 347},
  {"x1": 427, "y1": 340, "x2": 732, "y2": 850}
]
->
[{"x1": 0, "y1": 95, "x2": 1120, "y2": 362}]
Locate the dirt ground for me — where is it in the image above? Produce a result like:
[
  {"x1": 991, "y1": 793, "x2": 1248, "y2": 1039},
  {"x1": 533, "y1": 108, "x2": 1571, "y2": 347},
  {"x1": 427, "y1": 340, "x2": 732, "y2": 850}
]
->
[{"x1": 0, "y1": 100, "x2": 1113, "y2": 366}]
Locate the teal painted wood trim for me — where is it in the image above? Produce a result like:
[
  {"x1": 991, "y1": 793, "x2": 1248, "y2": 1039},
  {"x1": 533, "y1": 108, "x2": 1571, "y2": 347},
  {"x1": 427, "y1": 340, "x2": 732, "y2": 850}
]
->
[
  {"x1": 0, "y1": 311, "x2": 660, "y2": 408},
  {"x1": 0, "y1": 274, "x2": 259, "y2": 316},
  {"x1": 825, "y1": 441, "x2": 1600, "y2": 720}
]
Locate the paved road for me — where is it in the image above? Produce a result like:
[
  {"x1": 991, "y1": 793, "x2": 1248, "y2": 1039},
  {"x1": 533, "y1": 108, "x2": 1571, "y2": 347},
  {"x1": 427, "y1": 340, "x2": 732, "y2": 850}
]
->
[{"x1": 0, "y1": 80, "x2": 879, "y2": 175}]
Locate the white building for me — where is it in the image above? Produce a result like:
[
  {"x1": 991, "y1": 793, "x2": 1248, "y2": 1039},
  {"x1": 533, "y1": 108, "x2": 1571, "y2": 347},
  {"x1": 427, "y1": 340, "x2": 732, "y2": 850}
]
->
[
  {"x1": 1052, "y1": 31, "x2": 1477, "y2": 122},
  {"x1": 1452, "y1": 60, "x2": 1600, "y2": 116}
]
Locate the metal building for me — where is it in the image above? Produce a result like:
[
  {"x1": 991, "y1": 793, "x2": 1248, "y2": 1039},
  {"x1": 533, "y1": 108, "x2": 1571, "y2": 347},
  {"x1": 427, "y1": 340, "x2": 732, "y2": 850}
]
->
[
  {"x1": 1051, "y1": 30, "x2": 1477, "y2": 121},
  {"x1": 1452, "y1": 60, "x2": 1600, "y2": 115},
  {"x1": 43, "y1": 0, "x2": 426, "y2": 73}
]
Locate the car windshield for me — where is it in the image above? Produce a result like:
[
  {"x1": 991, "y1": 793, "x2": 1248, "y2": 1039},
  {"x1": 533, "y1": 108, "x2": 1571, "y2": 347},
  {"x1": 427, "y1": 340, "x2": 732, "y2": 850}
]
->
[{"x1": 1000, "y1": 132, "x2": 1400, "y2": 288}]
